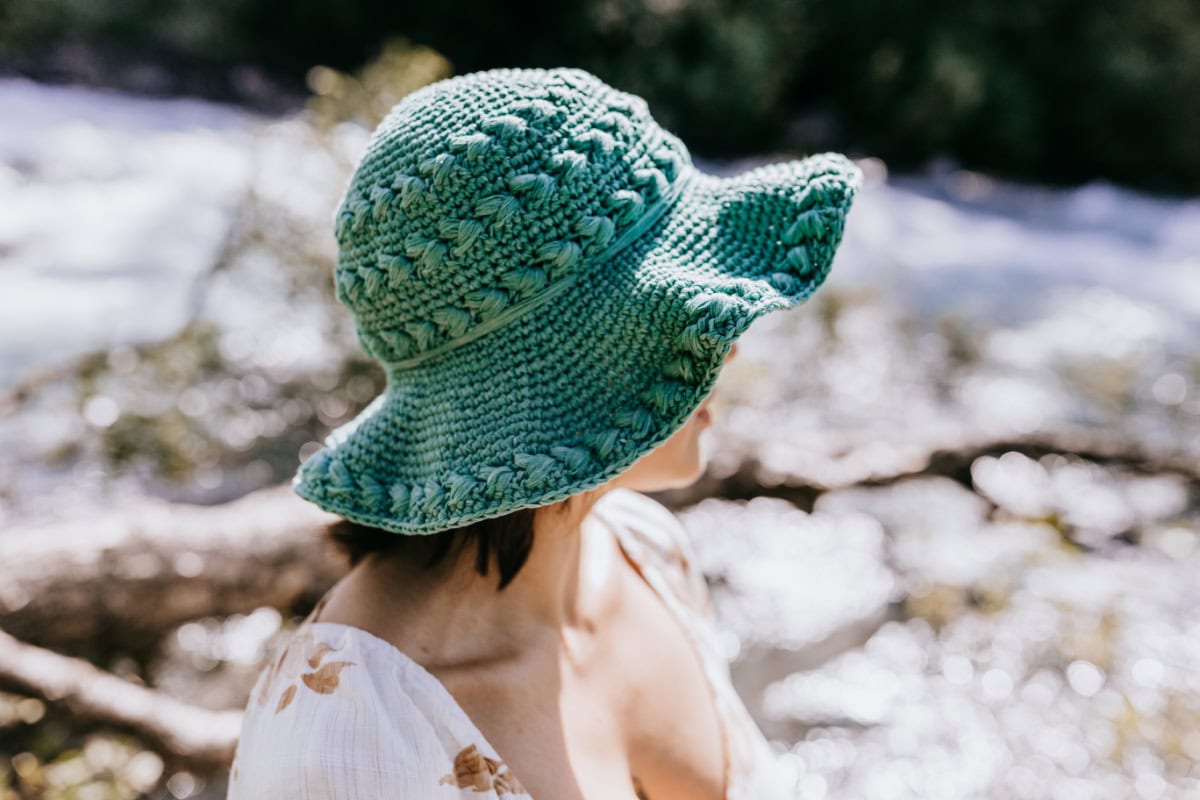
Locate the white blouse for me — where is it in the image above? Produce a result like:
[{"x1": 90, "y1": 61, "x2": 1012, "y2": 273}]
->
[{"x1": 228, "y1": 487, "x2": 796, "y2": 799}]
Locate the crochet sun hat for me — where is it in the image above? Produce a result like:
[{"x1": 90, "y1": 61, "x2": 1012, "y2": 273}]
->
[{"x1": 294, "y1": 66, "x2": 862, "y2": 534}]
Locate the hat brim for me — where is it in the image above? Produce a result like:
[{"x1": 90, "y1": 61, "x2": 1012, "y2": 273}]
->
[{"x1": 295, "y1": 152, "x2": 862, "y2": 533}]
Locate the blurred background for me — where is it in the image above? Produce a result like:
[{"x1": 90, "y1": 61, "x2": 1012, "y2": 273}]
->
[{"x1": 1, "y1": 0, "x2": 1199, "y2": 797}]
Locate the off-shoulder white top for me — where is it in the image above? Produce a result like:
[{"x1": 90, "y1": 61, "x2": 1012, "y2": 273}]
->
[{"x1": 227, "y1": 487, "x2": 795, "y2": 799}]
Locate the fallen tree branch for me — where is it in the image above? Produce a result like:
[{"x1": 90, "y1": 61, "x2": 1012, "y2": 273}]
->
[
  {"x1": 1, "y1": 484, "x2": 347, "y2": 653},
  {"x1": 0, "y1": 626, "x2": 240, "y2": 771},
  {"x1": 6, "y1": 425, "x2": 1195, "y2": 651},
  {"x1": 656, "y1": 426, "x2": 1200, "y2": 509}
]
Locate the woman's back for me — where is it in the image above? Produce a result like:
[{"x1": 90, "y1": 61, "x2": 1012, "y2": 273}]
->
[
  {"x1": 227, "y1": 62, "x2": 858, "y2": 800},
  {"x1": 227, "y1": 488, "x2": 794, "y2": 799}
]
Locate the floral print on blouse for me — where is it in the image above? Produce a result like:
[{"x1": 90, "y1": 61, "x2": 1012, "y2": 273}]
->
[{"x1": 227, "y1": 488, "x2": 795, "y2": 799}]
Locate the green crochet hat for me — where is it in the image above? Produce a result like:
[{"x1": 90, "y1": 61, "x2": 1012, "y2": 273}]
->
[{"x1": 294, "y1": 66, "x2": 862, "y2": 534}]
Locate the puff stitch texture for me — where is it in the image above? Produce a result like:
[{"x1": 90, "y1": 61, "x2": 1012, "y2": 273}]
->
[{"x1": 296, "y1": 66, "x2": 863, "y2": 534}]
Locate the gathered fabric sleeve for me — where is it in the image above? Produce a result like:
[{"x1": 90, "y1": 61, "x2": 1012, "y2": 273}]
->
[
  {"x1": 228, "y1": 622, "x2": 532, "y2": 799},
  {"x1": 590, "y1": 487, "x2": 716, "y2": 621},
  {"x1": 229, "y1": 633, "x2": 426, "y2": 799}
]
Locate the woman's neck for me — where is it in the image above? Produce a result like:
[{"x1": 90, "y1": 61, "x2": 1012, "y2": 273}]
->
[{"x1": 342, "y1": 485, "x2": 620, "y2": 669}]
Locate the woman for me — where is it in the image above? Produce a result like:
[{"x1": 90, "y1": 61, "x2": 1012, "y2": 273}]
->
[{"x1": 229, "y1": 66, "x2": 861, "y2": 799}]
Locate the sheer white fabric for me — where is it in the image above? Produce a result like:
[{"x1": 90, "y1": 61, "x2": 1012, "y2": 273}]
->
[{"x1": 227, "y1": 487, "x2": 795, "y2": 799}]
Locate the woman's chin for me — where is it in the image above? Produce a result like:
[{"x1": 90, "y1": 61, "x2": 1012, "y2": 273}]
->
[{"x1": 655, "y1": 440, "x2": 710, "y2": 491}]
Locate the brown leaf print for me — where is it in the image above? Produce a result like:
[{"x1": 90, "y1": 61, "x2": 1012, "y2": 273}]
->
[
  {"x1": 300, "y1": 660, "x2": 355, "y2": 694},
  {"x1": 438, "y1": 744, "x2": 527, "y2": 796},
  {"x1": 305, "y1": 640, "x2": 342, "y2": 669},
  {"x1": 275, "y1": 684, "x2": 297, "y2": 713}
]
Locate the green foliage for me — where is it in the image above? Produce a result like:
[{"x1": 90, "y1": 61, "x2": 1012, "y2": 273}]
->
[
  {"x1": 806, "y1": 0, "x2": 1200, "y2": 191},
  {"x1": 1, "y1": 0, "x2": 1197, "y2": 191},
  {"x1": 2, "y1": 727, "x2": 168, "y2": 799},
  {"x1": 305, "y1": 37, "x2": 452, "y2": 130}
]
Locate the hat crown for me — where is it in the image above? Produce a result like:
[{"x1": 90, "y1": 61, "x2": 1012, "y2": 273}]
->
[{"x1": 331, "y1": 67, "x2": 692, "y2": 368}]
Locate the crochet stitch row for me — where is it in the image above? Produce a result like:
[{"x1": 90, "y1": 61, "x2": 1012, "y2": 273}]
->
[
  {"x1": 293, "y1": 67, "x2": 862, "y2": 533},
  {"x1": 332, "y1": 71, "x2": 691, "y2": 368}
]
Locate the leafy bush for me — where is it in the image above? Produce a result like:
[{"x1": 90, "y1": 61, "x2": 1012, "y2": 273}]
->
[{"x1": 2, "y1": 0, "x2": 1198, "y2": 191}]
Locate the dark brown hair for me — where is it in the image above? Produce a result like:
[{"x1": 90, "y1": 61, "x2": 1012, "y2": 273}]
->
[{"x1": 325, "y1": 507, "x2": 541, "y2": 590}]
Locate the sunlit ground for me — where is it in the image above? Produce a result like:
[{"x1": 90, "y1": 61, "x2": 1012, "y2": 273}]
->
[{"x1": 1, "y1": 71, "x2": 1198, "y2": 798}]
